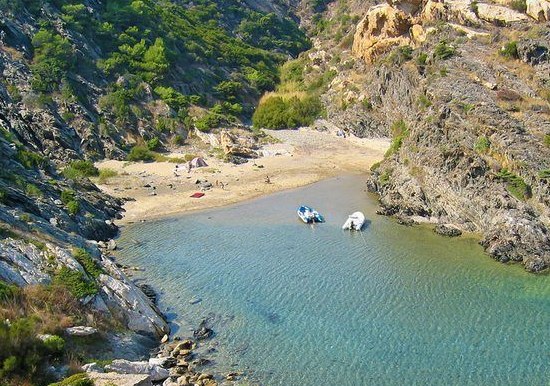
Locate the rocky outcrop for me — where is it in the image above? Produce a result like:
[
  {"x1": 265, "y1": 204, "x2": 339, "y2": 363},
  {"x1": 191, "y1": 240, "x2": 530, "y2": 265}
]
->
[
  {"x1": 220, "y1": 130, "x2": 259, "y2": 159},
  {"x1": 476, "y1": 3, "x2": 529, "y2": 23},
  {"x1": 0, "y1": 238, "x2": 169, "y2": 337},
  {"x1": 88, "y1": 372, "x2": 153, "y2": 386},
  {"x1": 104, "y1": 359, "x2": 170, "y2": 382},
  {"x1": 526, "y1": 0, "x2": 550, "y2": 21},
  {"x1": 352, "y1": 4, "x2": 413, "y2": 63}
]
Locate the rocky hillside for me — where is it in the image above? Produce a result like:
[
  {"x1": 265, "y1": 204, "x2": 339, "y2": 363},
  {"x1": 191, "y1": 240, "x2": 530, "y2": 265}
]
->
[
  {"x1": 289, "y1": 0, "x2": 550, "y2": 271},
  {"x1": 0, "y1": 0, "x2": 314, "y2": 383}
]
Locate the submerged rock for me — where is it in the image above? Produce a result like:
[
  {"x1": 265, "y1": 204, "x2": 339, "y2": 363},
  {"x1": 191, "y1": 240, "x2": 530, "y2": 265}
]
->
[{"x1": 434, "y1": 224, "x2": 462, "y2": 237}]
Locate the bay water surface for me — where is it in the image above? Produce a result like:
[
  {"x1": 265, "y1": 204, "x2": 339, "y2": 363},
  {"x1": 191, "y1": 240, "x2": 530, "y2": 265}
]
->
[{"x1": 116, "y1": 175, "x2": 549, "y2": 385}]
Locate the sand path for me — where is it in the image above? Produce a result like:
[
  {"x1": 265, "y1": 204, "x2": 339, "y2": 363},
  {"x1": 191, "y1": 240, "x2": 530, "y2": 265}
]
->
[{"x1": 95, "y1": 128, "x2": 389, "y2": 223}]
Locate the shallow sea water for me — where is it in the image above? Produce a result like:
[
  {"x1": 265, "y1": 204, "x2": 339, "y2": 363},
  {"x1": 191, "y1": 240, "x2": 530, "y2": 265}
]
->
[{"x1": 116, "y1": 175, "x2": 550, "y2": 385}]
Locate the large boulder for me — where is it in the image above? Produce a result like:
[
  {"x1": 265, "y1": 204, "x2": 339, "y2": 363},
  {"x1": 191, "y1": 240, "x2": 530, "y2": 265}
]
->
[
  {"x1": 104, "y1": 359, "x2": 170, "y2": 382},
  {"x1": 88, "y1": 371, "x2": 153, "y2": 386},
  {"x1": 352, "y1": 4, "x2": 412, "y2": 63},
  {"x1": 476, "y1": 3, "x2": 529, "y2": 24},
  {"x1": 526, "y1": 0, "x2": 550, "y2": 21},
  {"x1": 220, "y1": 130, "x2": 258, "y2": 158}
]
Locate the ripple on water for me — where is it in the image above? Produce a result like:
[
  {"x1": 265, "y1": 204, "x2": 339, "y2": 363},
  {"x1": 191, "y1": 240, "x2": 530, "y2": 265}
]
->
[{"x1": 116, "y1": 176, "x2": 550, "y2": 386}]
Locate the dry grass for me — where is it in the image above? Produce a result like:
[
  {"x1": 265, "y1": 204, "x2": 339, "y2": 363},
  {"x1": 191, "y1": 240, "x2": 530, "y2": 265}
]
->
[{"x1": 0, "y1": 285, "x2": 83, "y2": 335}]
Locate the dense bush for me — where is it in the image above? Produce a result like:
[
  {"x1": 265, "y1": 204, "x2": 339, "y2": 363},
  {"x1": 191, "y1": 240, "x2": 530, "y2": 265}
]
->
[
  {"x1": 66, "y1": 200, "x2": 80, "y2": 216},
  {"x1": 72, "y1": 248, "x2": 104, "y2": 279},
  {"x1": 499, "y1": 41, "x2": 518, "y2": 59},
  {"x1": 62, "y1": 160, "x2": 99, "y2": 180},
  {"x1": 60, "y1": 189, "x2": 76, "y2": 205},
  {"x1": 252, "y1": 95, "x2": 324, "y2": 129},
  {"x1": 127, "y1": 145, "x2": 155, "y2": 162},
  {"x1": 433, "y1": 41, "x2": 456, "y2": 60},
  {"x1": 30, "y1": 29, "x2": 75, "y2": 92},
  {"x1": 147, "y1": 137, "x2": 161, "y2": 151},
  {"x1": 53, "y1": 267, "x2": 98, "y2": 299},
  {"x1": 50, "y1": 373, "x2": 94, "y2": 386},
  {"x1": 543, "y1": 134, "x2": 550, "y2": 147},
  {"x1": 17, "y1": 150, "x2": 47, "y2": 169},
  {"x1": 98, "y1": 168, "x2": 118, "y2": 184},
  {"x1": 509, "y1": 0, "x2": 527, "y2": 12}
]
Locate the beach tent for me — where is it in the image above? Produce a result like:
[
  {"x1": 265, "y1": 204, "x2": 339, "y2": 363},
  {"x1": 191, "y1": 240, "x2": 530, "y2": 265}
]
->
[{"x1": 186, "y1": 157, "x2": 208, "y2": 170}]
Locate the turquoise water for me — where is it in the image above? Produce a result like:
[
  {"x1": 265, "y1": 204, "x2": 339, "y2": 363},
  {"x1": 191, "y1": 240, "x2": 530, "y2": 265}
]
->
[{"x1": 116, "y1": 176, "x2": 550, "y2": 385}]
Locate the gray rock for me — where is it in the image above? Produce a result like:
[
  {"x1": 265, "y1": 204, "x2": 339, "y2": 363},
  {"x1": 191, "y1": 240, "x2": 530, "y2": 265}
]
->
[
  {"x1": 107, "y1": 239, "x2": 117, "y2": 251},
  {"x1": 105, "y1": 359, "x2": 170, "y2": 382},
  {"x1": 65, "y1": 326, "x2": 98, "y2": 336},
  {"x1": 434, "y1": 224, "x2": 462, "y2": 237},
  {"x1": 88, "y1": 371, "x2": 153, "y2": 386},
  {"x1": 82, "y1": 362, "x2": 104, "y2": 373}
]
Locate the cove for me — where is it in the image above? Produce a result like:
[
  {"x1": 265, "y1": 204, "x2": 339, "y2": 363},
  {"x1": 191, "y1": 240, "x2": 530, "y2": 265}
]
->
[{"x1": 115, "y1": 175, "x2": 550, "y2": 385}]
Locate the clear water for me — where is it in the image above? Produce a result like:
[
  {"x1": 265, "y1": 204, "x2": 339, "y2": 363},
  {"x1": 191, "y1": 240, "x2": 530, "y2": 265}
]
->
[{"x1": 116, "y1": 176, "x2": 550, "y2": 385}]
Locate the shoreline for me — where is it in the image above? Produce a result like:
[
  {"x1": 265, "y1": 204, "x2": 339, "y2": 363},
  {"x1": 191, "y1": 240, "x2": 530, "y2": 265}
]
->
[{"x1": 95, "y1": 128, "x2": 390, "y2": 225}]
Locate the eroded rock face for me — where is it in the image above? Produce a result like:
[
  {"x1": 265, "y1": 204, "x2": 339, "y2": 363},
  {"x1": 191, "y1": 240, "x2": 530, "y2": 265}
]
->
[
  {"x1": 0, "y1": 239, "x2": 168, "y2": 337},
  {"x1": 88, "y1": 372, "x2": 153, "y2": 386},
  {"x1": 220, "y1": 130, "x2": 258, "y2": 159},
  {"x1": 476, "y1": 3, "x2": 529, "y2": 23},
  {"x1": 104, "y1": 359, "x2": 170, "y2": 382},
  {"x1": 526, "y1": 0, "x2": 550, "y2": 21},
  {"x1": 352, "y1": 4, "x2": 413, "y2": 63}
]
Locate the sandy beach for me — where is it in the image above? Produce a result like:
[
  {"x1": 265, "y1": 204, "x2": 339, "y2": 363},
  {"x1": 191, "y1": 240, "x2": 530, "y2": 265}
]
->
[{"x1": 95, "y1": 128, "x2": 389, "y2": 223}]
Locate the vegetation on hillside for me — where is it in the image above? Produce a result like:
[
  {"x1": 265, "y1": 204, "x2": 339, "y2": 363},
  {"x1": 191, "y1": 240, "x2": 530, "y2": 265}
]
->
[{"x1": 0, "y1": 0, "x2": 311, "y2": 141}]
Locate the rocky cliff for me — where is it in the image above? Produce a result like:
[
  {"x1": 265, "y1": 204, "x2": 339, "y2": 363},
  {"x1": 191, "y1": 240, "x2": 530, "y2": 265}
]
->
[
  {"x1": 298, "y1": 0, "x2": 550, "y2": 271},
  {"x1": 0, "y1": 1, "x2": 311, "y2": 380}
]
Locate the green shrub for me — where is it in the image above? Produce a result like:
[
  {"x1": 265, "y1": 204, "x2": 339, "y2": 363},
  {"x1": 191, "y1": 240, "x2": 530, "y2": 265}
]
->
[
  {"x1": 30, "y1": 29, "x2": 75, "y2": 92},
  {"x1": 416, "y1": 52, "x2": 428, "y2": 66},
  {"x1": 127, "y1": 145, "x2": 155, "y2": 162},
  {"x1": 379, "y1": 170, "x2": 391, "y2": 186},
  {"x1": 98, "y1": 168, "x2": 118, "y2": 184},
  {"x1": 0, "y1": 280, "x2": 19, "y2": 301},
  {"x1": 195, "y1": 112, "x2": 226, "y2": 132},
  {"x1": 252, "y1": 95, "x2": 324, "y2": 129},
  {"x1": 538, "y1": 169, "x2": 550, "y2": 179},
  {"x1": 499, "y1": 41, "x2": 518, "y2": 59},
  {"x1": 385, "y1": 120, "x2": 409, "y2": 158},
  {"x1": 20, "y1": 213, "x2": 32, "y2": 223},
  {"x1": 370, "y1": 162, "x2": 381, "y2": 172},
  {"x1": 147, "y1": 137, "x2": 161, "y2": 151},
  {"x1": 52, "y1": 267, "x2": 97, "y2": 299},
  {"x1": 543, "y1": 134, "x2": 550, "y2": 147},
  {"x1": 474, "y1": 136, "x2": 490, "y2": 153},
  {"x1": 470, "y1": 0, "x2": 479, "y2": 15},
  {"x1": 17, "y1": 150, "x2": 46, "y2": 169},
  {"x1": 63, "y1": 161, "x2": 99, "y2": 180},
  {"x1": 60, "y1": 189, "x2": 76, "y2": 205},
  {"x1": 509, "y1": 0, "x2": 527, "y2": 12},
  {"x1": 154, "y1": 86, "x2": 190, "y2": 110},
  {"x1": 433, "y1": 41, "x2": 455, "y2": 60},
  {"x1": 43, "y1": 335, "x2": 65, "y2": 355},
  {"x1": 495, "y1": 169, "x2": 531, "y2": 200},
  {"x1": 25, "y1": 184, "x2": 42, "y2": 197},
  {"x1": 50, "y1": 373, "x2": 94, "y2": 386},
  {"x1": 0, "y1": 317, "x2": 64, "y2": 382},
  {"x1": 66, "y1": 200, "x2": 80, "y2": 216},
  {"x1": 72, "y1": 248, "x2": 104, "y2": 279},
  {"x1": 0, "y1": 189, "x2": 6, "y2": 204}
]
